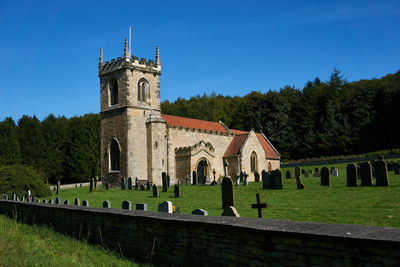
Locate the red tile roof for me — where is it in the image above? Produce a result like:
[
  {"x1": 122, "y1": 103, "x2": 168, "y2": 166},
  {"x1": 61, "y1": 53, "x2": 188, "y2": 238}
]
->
[
  {"x1": 224, "y1": 134, "x2": 248, "y2": 157},
  {"x1": 230, "y1": 129, "x2": 249, "y2": 135},
  {"x1": 256, "y1": 133, "x2": 280, "y2": 159},
  {"x1": 161, "y1": 114, "x2": 228, "y2": 133}
]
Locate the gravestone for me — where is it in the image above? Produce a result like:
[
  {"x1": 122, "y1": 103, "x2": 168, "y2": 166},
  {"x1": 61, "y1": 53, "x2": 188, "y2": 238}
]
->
[
  {"x1": 301, "y1": 169, "x2": 305, "y2": 174},
  {"x1": 64, "y1": 200, "x2": 70, "y2": 205},
  {"x1": 152, "y1": 184, "x2": 159, "y2": 197},
  {"x1": 254, "y1": 171, "x2": 260, "y2": 182},
  {"x1": 94, "y1": 177, "x2": 98, "y2": 189},
  {"x1": 55, "y1": 197, "x2": 61, "y2": 204},
  {"x1": 235, "y1": 174, "x2": 240, "y2": 186},
  {"x1": 49, "y1": 199, "x2": 54, "y2": 204},
  {"x1": 304, "y1": 171, "x2": 310, "y2": 178},
  {"x1": 285, "y1": 171, "x2": 292, "y2": 179},
  {"x1": 313, "y1": 170, "x2": 320, "y2": 178},
  {"x1": 271, "y1": 169, "x2": 283, "y2": 189},
  {"x1": 32, "y1": 197, "x2": 37, "y2": 202},
  {"x1": 221, "y1": 206, "x2": 240, "y2": 217},
  {"x1": 82, "y1": 200, "x2": 89, "y2": 207},
  {"x1": 387, "y1": 162, "x2": 394, "y2": 172},
  {"x1": 167, "y1": 175, "x2": 171, "y2": 188},
  {"x1": 12, "y1": 194, "x2": 16, "y2": 201},
  {"x1": 295, "y1": 166, "x2": 300, "y2": 177},
  {"x1": 122, "y1": 200, "x2": 132, "y2": 210},
  {"x1": 346, "y1": 164, "x2": 358, "y2": 187},
  {"x1": 74, "y1": 198, "x2": 80, "y2": 206},
  {"x1": 174, "y1": 184, "x2": 181, "y2": 197},
  {"x1": 331, "y1": 167, "x2": 339, "y2": 177},
  {"x1": 146, "y1": 181, "x2": 151, "y2": 190},
  {"x1": 315, "y1": 167, "x2": 319, "y2": 173},
  {"x1": 136, "y1": 203, "x2": 147, "y2": 210},
  {"x1": 135, "y1": 177, "x2": 139, "y2": 190},
  {"x1": 103, "y1": 200, "x2": 111, "y2": 208},
  {"x1": 89, "y1": 178, "x2": 94, "y2": 192},
  {"x1": 239, "y1": 172, "x2": 244, "y2": 183},
  {"x1": 120, "y1": 178, "x2": 126, "y2": 190},
  {"x1": 158, "y1": 201, "x2": 173, "y2": 213},
  {"x1": 185, "y1": 176, "x2": 189, "y2": 186},
  {"x1": 262, "y1": 170, "x2": 271, "y2": 189},
  {"x1": 57, "y1": 180, "x2": 60, "y2": 195},
  {"x1": 360, "y1": 162, "x2": 373, "y2": 186},
  {"x1": 21, "y1": 196, "x2": 25, "y2": 201},
  {"x1": 221, "y1": 177, "x2": 234, "y2": 209},
  {"x1": 296, "y1": 177, "x2": 304, "y2": 189},
  {"x1": 162, "y1": 173, "x2": 167, "y2": 192},
  {"x1": 140, "y1": 184, "x2": 145, "y2": 190},
  {"x1": 394, "y1": 163, "x2": 400, "y2": 175},
  {"x1": 192, "y1": 209, "x2": 208, "y2": 216},
  {"x1": 42, "y1": 199, "x2": 47, "y2": 204},
  {"x1": 128, "y1": 177, "x2": 133, "y2": 190},
  {"x1": 243, "y1": 172, "x2": 248, "y2": 185},
  {"x1": 375, "y1": 160, "x2": 389, "y2": 186},
  {"x1": 251, "y1": 193, "x2": 267, "y2": 218},
  {"x1": 192, "y1": 171, "x2": 197, "y2": 185},
  {"x1": 320, "y1": 167, "x2": 330, "y2": 186}
]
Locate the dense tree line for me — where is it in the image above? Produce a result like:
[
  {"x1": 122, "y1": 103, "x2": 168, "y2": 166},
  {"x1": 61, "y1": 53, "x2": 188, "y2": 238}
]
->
[
  {"x1": 0, "y1": 114, "x2": 100, "y2": 184},
  {"x1": 0, "y1": 69, "x2": 398, "y2": 184},
  {"x1": 162, "y1": 69, "x2": 400, "y2": 159}
]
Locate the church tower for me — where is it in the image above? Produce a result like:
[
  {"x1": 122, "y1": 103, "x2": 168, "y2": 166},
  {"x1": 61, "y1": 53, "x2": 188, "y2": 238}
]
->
[{"x1": 99, "y1": 39, "x2": 165, "y2": 187}]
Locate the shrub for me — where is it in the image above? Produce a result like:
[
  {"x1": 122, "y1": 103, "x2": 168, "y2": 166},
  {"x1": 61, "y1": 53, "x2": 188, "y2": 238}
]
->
[{"x1": 0, "y1": 165, "x2": 51, "y2": 197}]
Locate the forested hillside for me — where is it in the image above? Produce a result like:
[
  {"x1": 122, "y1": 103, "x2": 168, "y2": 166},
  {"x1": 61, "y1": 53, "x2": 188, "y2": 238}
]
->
[{"x1": 0, "y1": 69, "x2": 399, "y2": 183}]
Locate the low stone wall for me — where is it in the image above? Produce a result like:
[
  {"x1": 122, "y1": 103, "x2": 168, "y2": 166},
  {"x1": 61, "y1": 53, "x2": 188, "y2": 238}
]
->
[{"x1": 0, "y1": 199, "x2": 399, "y2": 266}]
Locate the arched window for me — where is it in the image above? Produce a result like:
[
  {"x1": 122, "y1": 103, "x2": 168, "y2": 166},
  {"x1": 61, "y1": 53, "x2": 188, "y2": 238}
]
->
[
  {"x1": 110, "y1": 79, "x2": 118, "y2": 105},
  {"x1": 250, "y1": 152, "x2": 258, "y2": 172},
  {"x1": 137, "y1": 79, "x2": 150, "y2": 102},
  {"x1": 110, "y1": 139, "x2": 120, "y2": 171}
]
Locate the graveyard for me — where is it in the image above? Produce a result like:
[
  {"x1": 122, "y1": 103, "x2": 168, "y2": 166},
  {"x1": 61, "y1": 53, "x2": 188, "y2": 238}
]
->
[{"x1": 45, "y1": 159, "x2": 400, "y2": 228}]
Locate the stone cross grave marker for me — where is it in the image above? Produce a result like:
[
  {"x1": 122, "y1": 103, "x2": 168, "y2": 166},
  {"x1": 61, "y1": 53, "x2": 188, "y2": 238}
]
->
[
  {"x1": 243, "y1": 172, "x2": 249, "y2": 185},
  {"x1": 346, "y1": 164, "x2": 358, "y2": 187},
  {"x1": 122, "y1": 200, "x2": 132, "y2": 210},
  {"x1": 192, "y1": 170, "x2": 197, "y2": 185},
  {"x1": 162, "y1": 172, "x2": 167, "y2": 192},
  {"x1": 174, "y1": 184, "x2": 181, "y2": 198},
  {"x1": 135, "y1": 177, "x2": 139, "y2": 190},
  {"x1": 295, "y1": 166, "x2": 301, "y2": 177},
  {"x1": 285, "y1": 170, "x2": 292, "y2": 179},
  {"x1": 82, "y1": 200, "x2": 89, "y2": 207},
  {"x1": 254, "y1": 171, "x2": 260, "y2": 182},
  {"x1": 152, "y1": 184, "x2": 159, "y2": 197},
  {"x1": 251, "y1": 193, "x2": 267, "y2": 218},
  {"x1": 128, "y1": 177, "x2": 132, "y2": 190},
  {"x1": 158, "y1": 201, "x2": 173, "y2": 213},
  {"x1": 360, "y1": 162, "x2": 373, "y2": 186},
  {"x1": 120, "y1": 178, "x2": 126, "y2": 190},
  {"x1": 103, "y1": 200, "x2": 111, "y2": 208},
  {"x1": 296, "y1": 177, "x2": 305, "y2": 189},
  {"x1": 74, "y1": 198, "x2": 80, "y2": 206},
  {"x1": 136, "y1": 203, "x2": 147, "y2": 210},
  {"x1": 192, "y1": 209, "x2": 208, "y2": 216},
  {"x1": 221, "y1": 206, "x2": 240, "y2": 217},
  {"x1": 320, "y1": 167, "x2": 330, "y2": 186},
  {"x1": 146, "y1": 181, "x2": 151, "y2": 190},
  {"x1": 221, "y1": 177, "x2": 234, "y2": 209},
  {"x1": 375, "y1": 160, "x2": 389, "y2": 186}
]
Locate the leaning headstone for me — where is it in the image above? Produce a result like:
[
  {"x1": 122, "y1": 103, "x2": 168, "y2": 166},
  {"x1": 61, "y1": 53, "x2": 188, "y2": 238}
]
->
[
  {"x1": 64, "y1": 200, "x2": 70, "y2": 205},
  {"x1": 192, "y1": 209, "x2": 208, "y2": 216},
  {"x1": 221, "y1": 177, "x2": 234, "y2": 209},
  {"x1": 192, "y1": 171, "x2": 197, "y2": 185},
  {"x1": 346, "y1": 164, "x2": 358, "y2": 187},
  {"x1": 127, "y1": 177, "x2": 133, "y2": 190},
  {"x1": 243, "y1": 172, "x2": 248, "y2": 185},
  {"x1": 122, "y1": 200, "x2": 132, "y2": 210},
  {"x1": 82, "y1": 200, "x2": 89, "y2": 207},
  {"x1": 103, "y1": 200, "x2": 111, "y2": 208},
  {"x1": 174, "y1": 184, "x2": 181, "y2": 197},
  {"x1": 235, "y1": 174, "x2": 240, "y2": 186},
  {"x1": 167, "y1": 175, "x2": 171, "y2": 188},
  {"x1": 295, "y1": 166, "x2": 300, "y2": 178},
  {"x1": 152, "y1": 184, "x2": 159, "y2": 197},
  {"x1": 57, "y1": 180, "x2": 60, "y2": 195},
  {"x1": 146, "y1": 181, "x2": 151, "y2": 190},
  {"x1": 55, "y1": 197, "x2": 61, "y2": 204},
  {"x1": 296, "y1": 177, "x2": 304, "y2": 189},
  {"x1": 254, "y1": 171, "x2": 260, "y2": 182},
  {"x1": 285, "y1": 170, "x2": 292, "y2": 179},
  {"x1": 121, "y1": 178, "x2": 126, "y2": 190},
  {"x1": 320, "y1": 167, "x2": 330, "y2": 186},
  {"x1": 162, "y1": 173, "x2": 167, "y2": 192},
  {"x1": 158, "y1": 201, "x2": 173, "y2": 213},
  {"x1": 271, "y1": 169, "x2": 283, "y2": 189},
  {"x1": 221, "y1": 206, "x2": 240, "y2": 217},
  {"x1": 136, "y1": 203, "x2": 148, "y2": 210},
  {"x1": 360, "y1": 162, "x2": 373, "y2": 186},
  {"x1": 375, "y1": 160, "x2": 389, "y2": 186},
  {"x1": 74, "y1": 198, "x2": 80, "y2": 206}
]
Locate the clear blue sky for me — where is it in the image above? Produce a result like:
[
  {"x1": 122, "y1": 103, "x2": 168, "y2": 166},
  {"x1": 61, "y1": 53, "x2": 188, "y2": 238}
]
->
[{"x1": 1, "y1": 0, "x2": 399, "y2": 121}]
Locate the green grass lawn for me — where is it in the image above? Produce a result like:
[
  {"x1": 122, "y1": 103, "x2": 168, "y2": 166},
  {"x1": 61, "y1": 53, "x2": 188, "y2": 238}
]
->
[
  {"x1": 47, "y1": 160, "x2": 400, "y2": 228},
  {"x1": 0, "y1": 215, "x2": 143, "y2": 267}
]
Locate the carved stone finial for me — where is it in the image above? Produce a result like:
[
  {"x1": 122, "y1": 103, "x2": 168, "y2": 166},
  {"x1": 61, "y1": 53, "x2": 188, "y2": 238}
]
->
[
  {"x1": 99, "y1": 48, "x2": 104, "y2": 66},
  {"x1": 123, "y1": 38, "x2": 129, "y2": 59},
  {"x1": 155, "y1": 45, "x2": 161, "y2": 66}
]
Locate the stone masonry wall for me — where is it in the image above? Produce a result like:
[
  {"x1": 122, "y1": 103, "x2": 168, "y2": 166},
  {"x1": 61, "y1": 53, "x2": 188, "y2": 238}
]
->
[{"x1": 1, "y1": 199, "x2": 399, "y2": 266}]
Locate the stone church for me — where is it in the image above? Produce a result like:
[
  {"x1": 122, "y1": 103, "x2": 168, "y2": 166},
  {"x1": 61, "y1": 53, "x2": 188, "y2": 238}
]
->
[{"x1": 99, "y1": 39, "x2": 280, "y2": 187}]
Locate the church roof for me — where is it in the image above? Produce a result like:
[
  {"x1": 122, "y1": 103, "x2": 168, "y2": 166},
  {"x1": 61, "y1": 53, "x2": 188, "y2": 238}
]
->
[
  {"x1": 223, "y1": 134, "x2": 248, "y2": 157},
  {"x1": 256, "y1": 133, "x2": 280, "y2": 159},
  {"x1": 161, "y1": 114, "x2": 229, "y2": 133}
]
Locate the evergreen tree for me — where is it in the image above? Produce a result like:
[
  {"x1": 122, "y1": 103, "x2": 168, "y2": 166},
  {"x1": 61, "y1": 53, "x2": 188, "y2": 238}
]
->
[{"x1": 0, "y1": 118, "x2": 21, "y2": 165}]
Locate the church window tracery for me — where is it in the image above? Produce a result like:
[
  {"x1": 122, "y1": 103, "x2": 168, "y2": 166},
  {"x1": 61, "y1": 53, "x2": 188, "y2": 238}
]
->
[
  {"x1": 138, "y1": 79, "x2": 150, "y2": 102},
  {"x1": 250, "y1": 152, "x2": 258, "y2": 172},
  {"x1": 110, "y1": 139, "x2": 120, "y2": 171}
]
